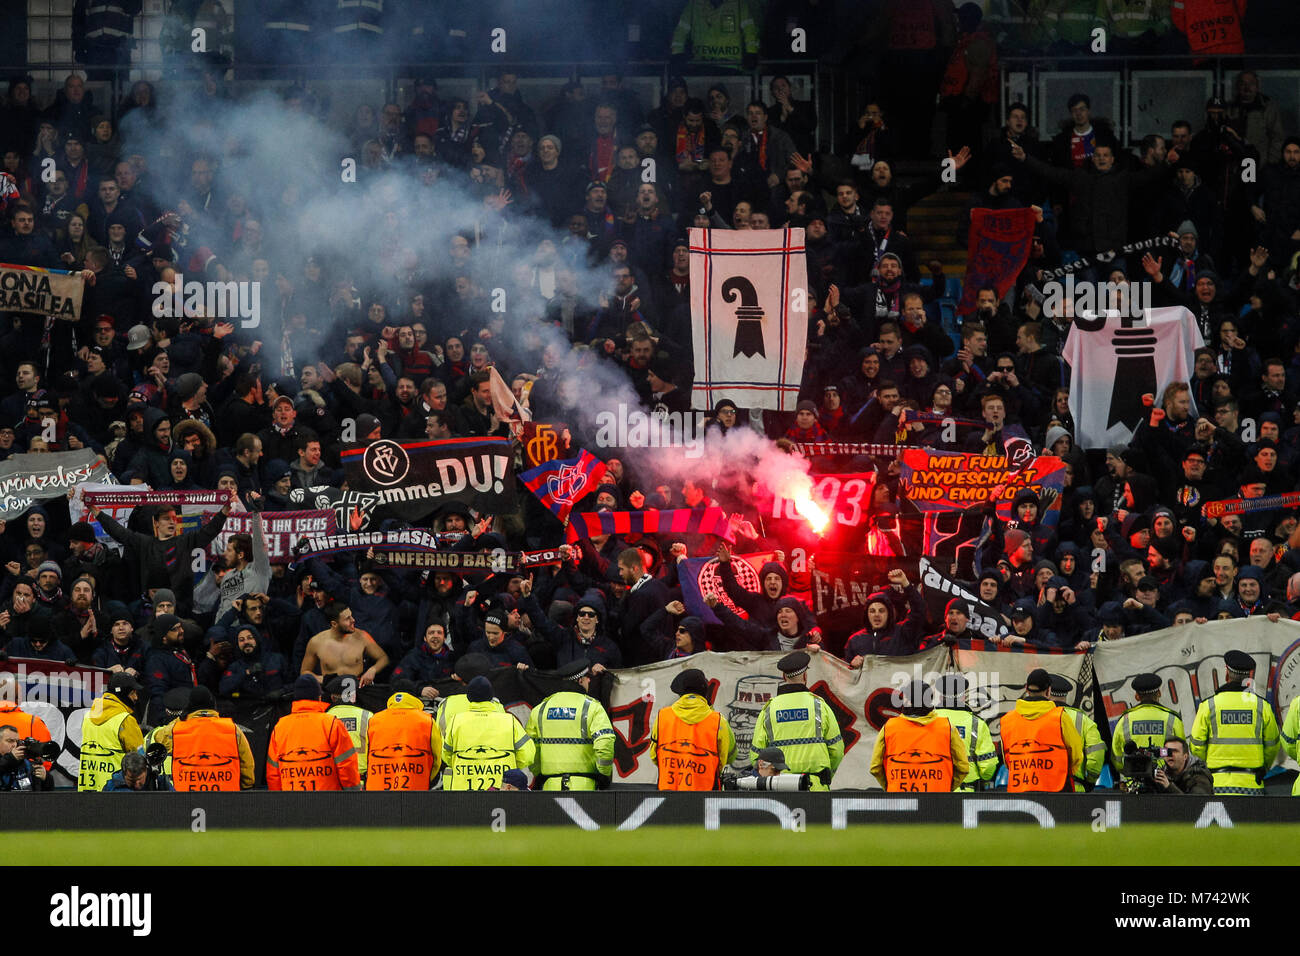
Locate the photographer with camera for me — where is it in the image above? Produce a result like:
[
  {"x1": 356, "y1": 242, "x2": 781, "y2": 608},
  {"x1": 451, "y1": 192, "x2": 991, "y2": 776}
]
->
[
  {"x1": 103, "y1": 749, "x2": 175, "y2": 791},
  {"x1": 0, "y1": 724, "x2": 55, "y2": 791},
  {"x1": 729, "y1": 747, "x2": 813, "y2": 791},
  {"x1": 1151, "y1": 737, "x2": 1213, "y2": 794}
]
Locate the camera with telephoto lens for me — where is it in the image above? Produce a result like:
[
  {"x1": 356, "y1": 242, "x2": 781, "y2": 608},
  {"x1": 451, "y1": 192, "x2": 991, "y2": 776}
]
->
[
  {"x1": 1121, "y1": 742, "x2": 1168, "y2": 793},
  {"x1": 21, "y1": 738, "x2": 59, "y2": 762},
  {"x1": 145, "y1": 743, "x2": 168, "y2": 772},
  {"x1": 728, "y1": 773, "x2": 812, "y2": 791}
]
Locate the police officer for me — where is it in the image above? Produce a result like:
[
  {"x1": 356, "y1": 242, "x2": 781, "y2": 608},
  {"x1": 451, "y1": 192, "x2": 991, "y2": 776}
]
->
[
  {"x1": 872, "y1": 680, "x2": 969, "y2": 792},
  {"x1": 442, "y1": 676, "x2": 535, "y2": 791},
  {"x1": 1190, "y1": 650, "x2": 1281, "y2": 796},
  {"x1": 650, "y1": 667, "x2": 736, "y2": 791},
  {"x1": 266, "y1": 675, "x2": 361, "y2": 791},
  {"x1": 1049, "y1": 675, "x2": 1106, "y2": 792},
  {"x1": 1282, "y1": 695, "x2": 1300, "y2": 796},
  {"x1": 325, "y1": 675, "x2": 373, "y2": 781},
  {"x1": 1111, "y1": 672, "x2": 1186, "y2": 778},
  {"x1": 78, "y1": 672, "x2": 145, "y2": 792},
  {"x1": 366, "y1": 688, "x2": 443, "y2": 791},
  {"x1": 1000, "y1": 668, "x2": 1084, "y2": 793},
  {"x1": 749, "y1": 651, "x2": 844, "y2": 790},
  {"x1": 526, "y1": 659, "x2": 616, "y2": 790},
  {"x1": 153, "y1": 687, "x2": 255, "y2": 791},
  {"x1": 933, "y1": 673, "x2": 998, "y2": 792}
]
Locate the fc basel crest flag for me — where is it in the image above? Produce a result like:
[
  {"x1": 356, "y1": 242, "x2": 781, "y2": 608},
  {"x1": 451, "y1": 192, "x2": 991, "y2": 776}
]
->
[
  {"x1": 520, "y1": 449, "x2": 607, "y2": 524},
  {"x1": 689, "y1": 227, "x2": 808, "y2": 412}
]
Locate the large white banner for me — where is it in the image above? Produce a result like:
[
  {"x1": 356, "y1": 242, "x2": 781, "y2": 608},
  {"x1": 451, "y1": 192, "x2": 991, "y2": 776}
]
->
[
  {"x1": 688, "y1": 227, "x2": 808, "y2": 412},
  {"x1": 1062, "y1": 305, "x2": 1203, "y2": 449},
  {"x1": 1094, "y1": 618, "x2": 1300, "y2": 772},
  {"x1": 605, "y1": 647, "x2": 1092, "y2": 789}
]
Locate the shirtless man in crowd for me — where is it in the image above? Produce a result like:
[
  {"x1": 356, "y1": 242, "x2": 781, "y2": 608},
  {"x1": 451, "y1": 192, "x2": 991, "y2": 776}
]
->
[{"x1": 300, "y1": 603, "x2": 389, "y2": 686}]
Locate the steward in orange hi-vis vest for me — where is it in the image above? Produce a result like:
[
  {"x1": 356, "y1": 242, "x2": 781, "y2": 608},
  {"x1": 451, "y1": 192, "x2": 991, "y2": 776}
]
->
[
  {"x1": 267, "y1": 676, "x2": 361, "y2": 791},
  {"x1": 999, "y1": 668, "x2": 1083, "y2": 793},
  {"x1": 366, "y1": 691, "x2": 442, "y2": 790},
  {"x1": 871, "y1": 680, "x2": 968, "y2": 792},
  {"x1": 649, "y1": 668, "x2": 735, "y2": 791},
  {"x1": 151, "y1": 687, "x2": 256, "y2": 791}
]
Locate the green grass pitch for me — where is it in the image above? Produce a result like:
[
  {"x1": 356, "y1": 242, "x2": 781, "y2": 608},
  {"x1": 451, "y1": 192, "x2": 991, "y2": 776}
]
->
[{"x1": 15, "y1": 824, "x2": 1297, "y2": 865}]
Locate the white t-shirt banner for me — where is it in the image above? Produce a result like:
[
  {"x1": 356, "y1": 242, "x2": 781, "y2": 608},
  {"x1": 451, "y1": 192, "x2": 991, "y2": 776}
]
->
[
  {"x1": 689, "y1": 227, "x2": 809, "y2": 412},
  {"x1": 1062, "y1": 305, "x2": 1203, "y2": 449}
]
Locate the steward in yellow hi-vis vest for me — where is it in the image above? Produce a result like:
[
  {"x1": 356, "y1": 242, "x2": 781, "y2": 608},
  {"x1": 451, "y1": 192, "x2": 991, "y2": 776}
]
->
[
  {"x1": 79, "y1": 673, "x2": 145, "y2": 792},
  {"x1": 1189, "y1": 650, "x2": 1280, "y2": 796},
  {"x1": 749, "y1": 651, "x2": 844, "y2": 790},
  {"x1": 1049, "y1": 675, "x2": 1106, "y2": 791},
  {"x1": 934, "y1": 673, "x2": 997, "y2": 792},
  {"x1": 526, "y1": 659, "x2": 616, "y2": 790},
  {"x1": 871, "y1": 680, "x2": 968, "y2": 792},
  {"x1": 442, "y1": 676, "x2": 534, "y2": 790},
  {"x1": 650, "y1": 668, "x2": 736, "y2": 791}
]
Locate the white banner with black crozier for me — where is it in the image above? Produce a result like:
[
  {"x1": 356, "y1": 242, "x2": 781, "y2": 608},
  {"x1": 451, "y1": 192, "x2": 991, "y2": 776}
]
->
[
  {"x1": 689, "y1": 227, "x2": 808, "y2": 412},
  {"x1": 1062, "y1": 305, "x2": 1203, "y2": 450}
]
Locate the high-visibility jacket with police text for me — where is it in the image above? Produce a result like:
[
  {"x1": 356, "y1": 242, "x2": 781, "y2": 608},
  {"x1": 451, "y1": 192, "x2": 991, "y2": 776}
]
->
[
  {"x1": 1280, "y1": 697, "x2": 1300, "y2": 796},
  {"x1": 1189, "y1": 686, "x2": 1280, "y2": 795},
  {"x1": 1111, "y1": 701, "x2": 1185, "y2": 772},
  {"x1": 749, "y1": 686, "x2": 844, "y2": 790},
  {"x1": 525, "y1": 690, "x2": 615, "y2": 791}
]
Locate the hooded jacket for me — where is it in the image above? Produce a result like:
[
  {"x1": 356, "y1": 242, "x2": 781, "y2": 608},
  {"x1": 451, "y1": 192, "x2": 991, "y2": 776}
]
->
[
  {"x1": 843, "y1": 586, "x2": 925, "y2": 658},
  {"x1": 86, "y1": 691, "x2": 144, "y2": 754},
  {"x1": 393, "y1": 639, "x2": 458, "y2": 686},
  {"x1": 218, "y1": 627, "x2": 287, "y2": 700},
  {"x1": 125, "y1": 407, "x2": 174, "y2": 488}
]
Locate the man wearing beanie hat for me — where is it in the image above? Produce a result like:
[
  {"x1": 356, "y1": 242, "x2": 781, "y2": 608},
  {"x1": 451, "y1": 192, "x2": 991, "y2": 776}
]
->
[
  {"x1": 91, "y1": 604, "x2": 148, "y2": 676},
  {"x1": 365, "y1": 688, "x2": 443, "y2": 791},
  {"x1": 152, "y1": 685, "x2": 256, "y2": 791},
  {"x1": 61, "y1": 520, "x2": 122, "y2": 597},
  {"x1": 748, "y1": 651, "x2": 844, "y2": 789},
  {"x1": 998, "y1": 667, "x2": 1084, "y2": 792},
  {"x1": 266, "y1": 674, "x2": 361, "y2": 791},
  {"x1": 78, "y1": 671, "x2": 145, "y2": 792},
  {"x1": 466, "y1": 607, "x2": 534, "y2": 669},
  {"x1": 645, "y1": 353, "x2": 690, "y2": 416},
  {"x1": 142, "y1": 613, "x2": 196, "y2": 727},
  {"x1": 441, "y1": 674, "x2": 534, "y2": 790},
  {"x1": 871, "y1": 679, "x2": 968, "y2": 792},
  {"x1": 519, "y1": 579, "x2": 622, "y2": 670},
  {"x1": 920, "y1": 597, "x2": 976, "y2": 649},
  {"x1": 649, "y1": 667, "x2": 736, "y2": 790},
  {"x1": 784, "y1": 399, "x2": 829, "y2": 442},
  {"x1": 525, "y1": 658, "x2": 616, "y2": 790},
  {"x1": 1190, "y1": 650, "x2": 1281, "y2": 795}
]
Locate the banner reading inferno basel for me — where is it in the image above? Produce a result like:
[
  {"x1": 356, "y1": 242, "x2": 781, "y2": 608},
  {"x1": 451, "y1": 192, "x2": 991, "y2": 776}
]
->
[
  {"x1": 0, "y1": 262, "x2": 85, "y2": 319},
  {"x1": 341, "y1": 437, "x2": 515, "y2": 521},
  {"x1": 1094, "y1": 617, "x2": 1300, "y2": 773}
]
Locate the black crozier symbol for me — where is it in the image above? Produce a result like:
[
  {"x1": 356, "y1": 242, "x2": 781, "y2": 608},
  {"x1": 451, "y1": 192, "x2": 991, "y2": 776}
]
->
[
  {"x1": 722, "y1": 276, "x2": 766, "y2": 358},
  {"x1": 1108, "y1": 320, "x2": 1158, "y2": 430}
]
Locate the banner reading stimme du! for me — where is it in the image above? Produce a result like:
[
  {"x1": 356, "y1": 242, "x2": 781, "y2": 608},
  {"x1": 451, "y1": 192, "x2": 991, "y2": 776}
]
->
[
  {"x1": 0, "y1": 450, "x2": 111, "y2": 520},
  {"x1": 341, "y1": 437, "x2": 515, "y2": 520},
  {"x1": 0, "y1": 262, "x2": 85, "y2": 319}
]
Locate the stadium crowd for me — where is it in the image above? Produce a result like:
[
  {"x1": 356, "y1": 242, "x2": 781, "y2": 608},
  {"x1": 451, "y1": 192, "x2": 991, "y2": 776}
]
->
[{"x1": 0, "y1": 2, "x2": 1298, "y2": 793}]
